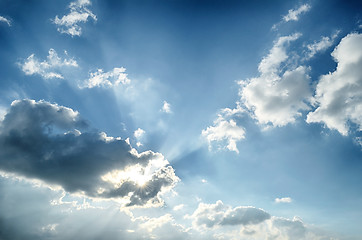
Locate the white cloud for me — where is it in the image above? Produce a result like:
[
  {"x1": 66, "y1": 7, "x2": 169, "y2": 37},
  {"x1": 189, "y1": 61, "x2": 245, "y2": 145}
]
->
[
  {"x1": 173, "y1": 204, "x2": 185, "y2": 211},
  {"x1": 188, "y1": 200, "x2": 270, "y2": 229},
  {"x1": 161, "y1": 101, "x2": 172, "y2": 113},
  {"x1": 0, "y1": 16, "x2": 11, "y2": 26},
  {"x1": 283, "y1": 4, "x2": 311, "y2": 22},
  {"x1": 134, "y1": 128, "x2": 146, "y2": 147},
  {"x1": 202, "y1": 105, "x2": 245, "y2": 153},
  {"x1": 240, "y1": 33, "x2": 312, "y2": 127},
  {"x1": 307, "y1": 33, "x2": 362, "y2": 136},
  {"x1": 275, "y1": 197, "x2": 292, "y2": 203},
  {"x1": 53, "y1": 0, "x2": 97, "y2": 36},
  {"x1": 19, "y1": 49, "x2": 78, "y2": 79},
  {"x1": 134, "y1": 128, "x2": 145, "y2": 139},
  {"x1": 81, "y1": 67, "x2": 131, "y2": 88},
  {"x1": 306, "y1": 31, "x2": 339, "y2": 59}
]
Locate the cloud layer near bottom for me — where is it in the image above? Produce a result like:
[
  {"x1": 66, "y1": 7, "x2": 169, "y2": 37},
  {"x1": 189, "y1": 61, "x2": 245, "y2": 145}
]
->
[{"x1": 0, "y1": 179, "x2": 337, "y2": 240}]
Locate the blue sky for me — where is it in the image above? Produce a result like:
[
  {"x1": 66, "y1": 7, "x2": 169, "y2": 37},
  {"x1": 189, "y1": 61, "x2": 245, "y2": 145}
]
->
[{"x1": 0, "y1": 0, "x2": 362, "y2": 239}]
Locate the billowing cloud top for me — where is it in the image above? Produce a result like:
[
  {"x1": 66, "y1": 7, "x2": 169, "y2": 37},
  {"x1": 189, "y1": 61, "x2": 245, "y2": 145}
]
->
[
  {"x1": 240, "y1": 33, "x2": 312, "y2": 127},
  {"x1": 0, "y1": 99, "x2": 179, "y2": 207},
  {"x1": 307, "y1": 33, "x2": 362, "y2": 135}
]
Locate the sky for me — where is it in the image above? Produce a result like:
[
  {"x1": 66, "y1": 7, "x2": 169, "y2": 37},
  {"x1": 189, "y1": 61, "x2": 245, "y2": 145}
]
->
[{"x1": 0, "y1": 0, "x2": 362, "y2": 239}]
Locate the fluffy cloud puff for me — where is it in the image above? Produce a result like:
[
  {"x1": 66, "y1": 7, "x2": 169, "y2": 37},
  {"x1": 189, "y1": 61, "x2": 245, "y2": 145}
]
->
[
  {"x1": 0, "y1": 99, "x2": 178, "y2": 207},
  {"x1": 307, "y1": 33, "x2": 362, "y2": 136},
  {"x1": 202, "y1": 105, "x2": 245, "y2": 153},
  {"x1": 189, "y1": 200, "x2": 270, "y2": 229},
  {"x1": 53, "y1": 0, "x2": 97, "y2": 36},
  {"x1": 240, "y1": 33, "x2": 312, "y2": 127},
  {"x1": 19, "y1": 49, "x2": 78, "y2": 79}
]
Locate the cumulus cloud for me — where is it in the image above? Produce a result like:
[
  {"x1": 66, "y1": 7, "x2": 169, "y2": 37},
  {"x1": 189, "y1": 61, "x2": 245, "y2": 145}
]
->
[
  {"x1": 307, "y1": 33, "x2": 362, "y2": 136},
  {"x1": 0, "y1": 99, "x2": 179, "y2": 207},
  {"x1": 53, "y1": 0, "x2": 96, "y2": 36},
  {"x1": 0, "y1": 16, "x2": 11, "y2": 26},
  {"x1": 240, "y1": 33, "x2": 312, "y2": 127},
  {"x1": 188, "y1": 201, "x2": 335, "y2": 240},
  {"x1": 275, "y1": 197, "x2": 292, "y2": 203},
  {"x1": 19, "y1": 49, "x2": 78, "y2": 79},
  {"x1": 306, "y1": 32, "x2": 339, "y2": 59},
  {"x1": 80, "y1": 67, "x2": 131, "y2": 88},
  {"x1": 283, "y1": 4, "x2": 311, "y2": 22},
  {"x1": 202, "y1": 105, "x2": 245, "y2": 153},
  {"x1": 189, "y1": 200, "x2": 270, "y2": 229},
  {"x1": 161, "y1": 101, "x2": 172, "y2": 113}
]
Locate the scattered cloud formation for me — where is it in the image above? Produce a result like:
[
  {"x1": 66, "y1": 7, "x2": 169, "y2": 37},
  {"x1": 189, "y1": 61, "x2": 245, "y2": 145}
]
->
[
  {"x1": 306, "y1": 31, "x2": 340, "y2": 59},
  {"x1": 307, "y1": 33, "x2": 362, "y2": 136},
  {"x1": 275, "y1": 197, "x2": 292, "y2": 203},
  {"x1": 81, "y1": 67, "x2": 131, "y2": 88},
  {"x1": 19, "y1": 49, "x2": 78, "y2": 79},
  {"x1": 189, "y1": 200, "x2": 270, "y2": 229},
  {"x1": 283, "y1": 4, "x2": 311, "y2": 22},
  {"x1": 240, "y1": 33, "x2": 312, "y2": 127},
  {"x1": 202, "y1": 105, "x2": 245, "y2": 153},
  {"x1": 0, "y1": 16, "x2": 11, "y2": 26},
  {"x1": 0, "y1": 99, "x2": 178, "y2": 207},
  {"x1": 161, "y1": 101, "x2": 172, "y2": 113},
  {"x1": 53, "y1": 0, "x2": 97, "y2": 36}
]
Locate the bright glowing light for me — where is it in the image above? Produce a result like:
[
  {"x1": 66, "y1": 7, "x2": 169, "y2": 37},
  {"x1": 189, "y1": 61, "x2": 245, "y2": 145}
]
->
[{"x1": 102, "y1": 164, "x2": 152, "y2": 187}]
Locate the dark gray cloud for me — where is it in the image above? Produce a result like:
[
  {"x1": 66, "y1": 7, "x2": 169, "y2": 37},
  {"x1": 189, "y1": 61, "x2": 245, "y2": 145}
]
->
[{"x1": 0, "y1": 99, "x2": 178, "y2": 207}]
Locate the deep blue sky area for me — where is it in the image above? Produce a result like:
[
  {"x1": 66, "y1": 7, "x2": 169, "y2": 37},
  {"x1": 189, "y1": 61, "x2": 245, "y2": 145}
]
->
[{"x1": 0, "y1": 0, "x2": 362, "y2": 239}]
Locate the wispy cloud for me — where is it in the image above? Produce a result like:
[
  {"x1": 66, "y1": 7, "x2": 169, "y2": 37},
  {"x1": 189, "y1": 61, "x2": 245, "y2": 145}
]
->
[
  {"x1": 0, "y1": 16, "x2": 11, "y2": 26},
  {"x1": 275, "y1": 197, "x2": 292, "y2": 203},
  {"x1": 19, "y1": 49, "x2": 78, "y2": 79},
  {"x1": 283, "y1": 4, "x2": 311, "y2": 22},
  {"x1": 307, "y1": 33, "x2": 362, "y2": 136},
  {"x1": 80, "y1": 67, "x2": 131, "y2": 88},
  {"x1": 305, "y1": 31, "x2": 340, "y2": 59},
  {"x1": 53, "y1": 0, "x2": 96, "y2": 36},
  {"x1": 272, "y1": 4, "x2": 311, "y2": 30}
]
